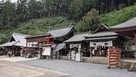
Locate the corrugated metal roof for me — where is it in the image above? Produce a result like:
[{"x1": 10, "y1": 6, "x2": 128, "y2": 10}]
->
[
  {"x1": 85, "y1": 32, "x2": 118, "y2": 38},
  {"x1": 65, "y1": 33, "x2": 88, "y2": 42},
  {"x1": 111, "y1": 17, "x2": 136, "y2": 29},
  {"x1": 48, "y1": 26, "x2": 73, "y2": 38}
]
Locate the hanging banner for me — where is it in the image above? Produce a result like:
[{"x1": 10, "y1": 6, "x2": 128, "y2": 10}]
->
[
  {"x1": 90, "y1": 41, "x2": 113, "y2": 47},
  {"x1": 70, "y1": 44, "x2": 81, "y2": 48},
  {"x1": 28, "y1": 42, "x2": 38, "y2": 47}
]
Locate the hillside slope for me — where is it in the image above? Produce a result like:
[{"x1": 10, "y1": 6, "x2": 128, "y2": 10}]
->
[
  {"x1": 0, "y1": 17, "x2": 72, "y2": 43},
  {"x1": 1, "y1": 4, "x2": 136, "y2": 43},
  {"x1": 100, "y1": 4, "x2": 136, "y2": 26}
]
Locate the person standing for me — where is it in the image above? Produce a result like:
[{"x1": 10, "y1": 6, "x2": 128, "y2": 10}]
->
[{"x1": 7, "y1": 50, "x2": 12, "y2": 57}]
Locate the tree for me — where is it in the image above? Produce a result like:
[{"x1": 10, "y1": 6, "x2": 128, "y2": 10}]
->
[
  {"x1": 16, "y1": 0, "x2": 28, "y2": 22},
  {"x1": 0, "y1": 2, "x2": 16, "y2": 28},
  {"x1": 69, "y1": 0, "x2": 83, "y2": 21},
  {"x1": 76, "y1": 8, "x2": 100, "y2": 32},
  {"x1": 28, "y1": 0, "x2": 43, "y2": 19}
]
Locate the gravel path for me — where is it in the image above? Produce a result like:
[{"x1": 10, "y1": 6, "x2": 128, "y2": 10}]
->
[{"x1": 19, "y1": 59, "x2": 136, "y2": 77}]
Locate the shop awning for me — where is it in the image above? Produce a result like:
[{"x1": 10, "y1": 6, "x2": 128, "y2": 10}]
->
[{"x1": 54, "y1": 43, "x2": 66, "y2": 52}]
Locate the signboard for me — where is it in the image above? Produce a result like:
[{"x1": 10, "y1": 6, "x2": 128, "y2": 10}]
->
[
  {"x1": 28, "y1": 42, "x2": 38, "y2": 47},
  {"x1": 75, "y1": 53, "x2": 81, "y2": 62},
  {"x1": 70, "y1": 44, "x2": 81, "y2": 48},
  {"x1": 42, "y1": 47, "x2": 51, "y2": 56},
  {"x1": 90, "y1": 41, "x2": 113, "y2": 47}
]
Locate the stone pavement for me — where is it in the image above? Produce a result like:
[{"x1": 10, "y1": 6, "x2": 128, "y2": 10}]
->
[
  {"x1": 20, "y1": 59, "x2": 136, "y2": 77},
  {"x1": 0, "y1": 56, "x2": 37, "y2": 62},
  {"x1": 0, "y1": 56, "x2": 69, "y2": 77}
]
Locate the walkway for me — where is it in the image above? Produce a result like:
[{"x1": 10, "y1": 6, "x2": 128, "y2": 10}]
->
[
  {"x1": 0, "y1": 57, "x2": 68, "y2": 77},
  {"x1": 0, "y1": 56, "x2": 37, "y2": 62},
  {"x1": 20, "y1": 59, "x2": 136, "y2": 77}
]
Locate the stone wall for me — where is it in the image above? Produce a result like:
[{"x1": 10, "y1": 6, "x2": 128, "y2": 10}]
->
[
  {"x1": 60, "y1": 56, "x2": 108, "y2": 64},
  {"x1": 82, "y1": 57, "x2": 107, "y2": 64},
  {"x1": 60, "y1": 56, "x2": 70, "y2": 60}
]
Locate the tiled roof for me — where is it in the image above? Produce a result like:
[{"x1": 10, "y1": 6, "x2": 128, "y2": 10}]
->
[
  {"x1": 111, "y1": 17, "x2": 136, "y2": 29},
  {"x1": 85, "y1": 36, "x2": 118, "y2": 41},
  {"x1": 0, "y1": 41, "x2": 16, "y2": 47},
  {"x1": 0, "y1": 32, "x2": 29, "y2": 47},
  {"x1": 12, "y1": 32, "x2": 30, "y2": 47},
  {"x1": 54, "y1": 43, "x2": 66, "y2": 52},
  {"x1": 85, "y1": 32, "x2": 118, "y2": 38},
  {"x1": 48, "y1": 26, "x2": 74, "y2": 38},
  {"x1": 65, "y1": 33, "x2": 88, "y2": 42}
]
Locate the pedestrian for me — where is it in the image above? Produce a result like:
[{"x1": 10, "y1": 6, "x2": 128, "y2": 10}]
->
[{"x1": 7, "y1": 51, "x2": 12, "y2": 57}]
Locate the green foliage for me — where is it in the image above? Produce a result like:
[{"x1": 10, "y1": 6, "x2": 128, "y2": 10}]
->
[
  {"x1": 0, "y1": 29, "x2": 13, "y2": 43},
  {"x1": 69, "y1": 0, "x2": 83, "y2": 21},
  {"x1": 100, "y1": 4, "x2": 136, "y2": 26},
  {"x1": 0, "y1": 17, "x2": 70, "y2": 43},
  {"x1": 15, "y1": 17, "x2": 70, "y2": 35},
  {"x1": 0, "y1": 2, "x2": 16, "y2": 28},
  {"x1": 75, "y1": 8, "x2": 100, "y2": 32},
  {"x1": 69, "y1": 0, "x2": 95, "y2": 21}
]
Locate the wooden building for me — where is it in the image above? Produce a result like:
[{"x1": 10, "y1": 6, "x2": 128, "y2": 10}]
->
[
  {"x1": 64, "y1": 24, "x2": 123, "y2": 63},
  {"x1": 25, "y1": 33, "x2": 52, "y2": 58},
  {"x1": 48, "y1": 25, "x2": 74, "y2": 59},
  {"x1": 85, "y1": 24, "x2": 122, "y2": 57},
  {"x1": 25, "y1": 25, "x2": 74, "y2": 59},
  {"x1": 65, "y1": 33, "x2": 88, "y2": 61},
  {"x1": 111, "y1": 17, "x2": 136, "y2": 58},
  {"x1": 0, "y1": 32, "x2": 29, "y2": 56}
]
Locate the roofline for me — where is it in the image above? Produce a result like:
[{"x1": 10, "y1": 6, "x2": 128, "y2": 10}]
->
[
  {"x1": 93, "y1": 23, "x2": 110, "y2": 33},
  {"x1": 48, "y1": 23, "x2": 73, "y2": 31},
  {"x1": 26, "y1": 33, "x2": 52, "y2": 39},
  {"x1": 65, "y1": 40, "x2": 84, "y2": 43},
  {"x1": 85, "y1": 35, "x2": 118, "y2": 38},
  {"x1": 110, "y1": 25, "x2": 136, "y2": 32},
  {"x1": 52, "y1": 25, "x2": 74, "y2": 38}
]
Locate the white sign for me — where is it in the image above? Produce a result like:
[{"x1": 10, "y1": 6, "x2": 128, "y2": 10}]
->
[
  {"x1": 70, "y1": 44, "x2": 81, "y2": 48},
  {"x1": 75, "y1": 53, "x2": 81, "y2": 62},
  {"x1": 28, "y1": 42, "x2": 38, "y2": 47},
  {"x1": 90, "y1": 41, "x2": 113, "y2": 47},
  {"x1": 42, "y1": 47, "x2": 51, "y2": 56}
]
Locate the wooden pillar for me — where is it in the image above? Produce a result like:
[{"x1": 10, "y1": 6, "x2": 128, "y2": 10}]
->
[
  {"x1": 134, "y1": 34, "x2": 136, "y2": 59},
  {"x1": 47, "y1": 37, "x2": 49, "y2": 44},
  {"x1": 25, "y1": 41, "x2": 28, "y2": 56},
  {"x1": 134, "y1": 34, "x2": 136, "y2": 48}
]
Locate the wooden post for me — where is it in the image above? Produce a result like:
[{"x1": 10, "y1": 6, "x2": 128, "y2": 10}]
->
[
  {"x1": 134, "y1": 34, "x2": 136, "y2": 59},
  {"x1": 25, "y1": 41, "x2": 28, "y2": 57},
  {"x1": 134, "y1": 34, "x2": 136, "y2": 49}
]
